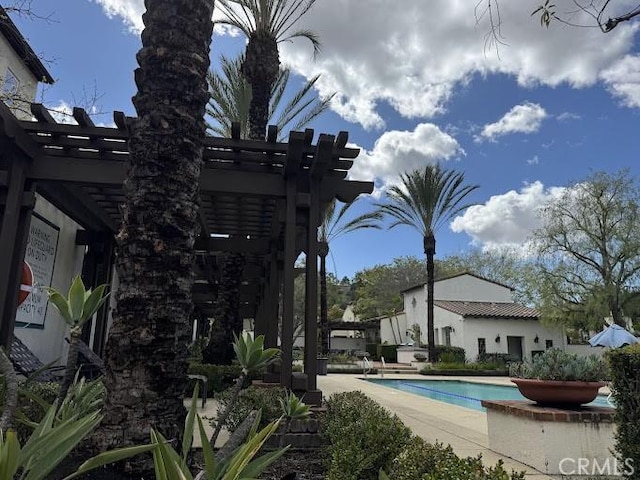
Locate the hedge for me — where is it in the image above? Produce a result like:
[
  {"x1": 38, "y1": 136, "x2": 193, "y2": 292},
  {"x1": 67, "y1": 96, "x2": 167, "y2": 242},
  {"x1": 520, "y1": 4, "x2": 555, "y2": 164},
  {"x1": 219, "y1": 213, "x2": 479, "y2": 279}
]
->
[
  {"x1": 187, "y1": 363, "x2": 244, "y2": 396},
  {"x1": 435, "y1": 345, "x2": 465, "y2": 363},
  {"x1": 389, "y1": 437, "x2": 525, "y2": 480},
  {"x1": 324, "y1": 391, "x2": 411, "y2": 480},
  {"x1": 377, "y1": 344, "x2": 398, "y2": 363},
  {"x1": 606, "y1": 344, "x2": 640, "y2": 479}
]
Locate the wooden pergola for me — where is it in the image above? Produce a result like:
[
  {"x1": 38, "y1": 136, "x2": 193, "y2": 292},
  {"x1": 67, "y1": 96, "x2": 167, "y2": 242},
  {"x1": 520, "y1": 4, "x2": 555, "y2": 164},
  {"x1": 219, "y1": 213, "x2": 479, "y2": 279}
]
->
[{"x1": 0, "y1": 101, "x2": 373, "y2": 403}]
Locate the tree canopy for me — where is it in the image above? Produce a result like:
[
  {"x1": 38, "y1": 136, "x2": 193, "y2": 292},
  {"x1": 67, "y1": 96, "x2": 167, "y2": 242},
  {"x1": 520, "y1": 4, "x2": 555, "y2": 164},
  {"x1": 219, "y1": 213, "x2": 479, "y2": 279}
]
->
[{"x1": 533, "y1": 169, "x2": 640, "y2": 329}]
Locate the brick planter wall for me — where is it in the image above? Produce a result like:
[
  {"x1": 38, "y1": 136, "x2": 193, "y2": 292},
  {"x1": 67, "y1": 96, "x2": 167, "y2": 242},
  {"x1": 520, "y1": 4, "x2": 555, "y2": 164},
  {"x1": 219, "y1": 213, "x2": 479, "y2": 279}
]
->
[{"x1": 482, "y1": 400, "x2": 617, "y2": 477}]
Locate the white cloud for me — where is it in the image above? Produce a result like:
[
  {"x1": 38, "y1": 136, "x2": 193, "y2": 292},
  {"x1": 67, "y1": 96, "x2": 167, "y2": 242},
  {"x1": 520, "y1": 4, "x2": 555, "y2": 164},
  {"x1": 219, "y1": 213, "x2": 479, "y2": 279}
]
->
[
  {"x1": 92, "y1": 0, "x2": 144, "y2": 33},
  {"x1": 557, "y1": 112, "x2": 581, "y2": 121},
  {"x1": 47, "y1": 101, "x2": 77, "y2": 125},
  {"x1": 450, "y1": 181, "x2": 565, "y2": 250},
  {"x1": 277, "y1": 0, "x2": 637, "y2": 129},
  {"x1": 93, "y1": 0, "x2": 640, "y2": 130},
  {"x1": 476, "y1": 102, "x2": 548, "y2": 142},
  {"x1": 600, "y1": 54, "x2": 640, "y2": 108},
  {"x1": 348, "y1": 123, "x2": 464, "y2": 195},
  {"x1": 526, "y1": 155, "x2": 539, "y2": 165}
]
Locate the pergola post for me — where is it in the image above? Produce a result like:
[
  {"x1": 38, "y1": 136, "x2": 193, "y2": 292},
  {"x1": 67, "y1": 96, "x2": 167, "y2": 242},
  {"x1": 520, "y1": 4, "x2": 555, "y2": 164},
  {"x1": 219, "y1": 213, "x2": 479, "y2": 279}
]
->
[
  {"x1": 304, "y1": 179, "x2": 320, "y2": 396},
  {"x1": 0, "y1": 150, "x2": 35, "y2": 351}
]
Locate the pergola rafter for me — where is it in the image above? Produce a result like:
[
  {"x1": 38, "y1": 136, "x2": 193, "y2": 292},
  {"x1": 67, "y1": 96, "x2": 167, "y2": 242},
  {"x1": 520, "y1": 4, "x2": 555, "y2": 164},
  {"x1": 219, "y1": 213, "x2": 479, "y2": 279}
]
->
[{"x1": 0, "y1": 101, "x2": 372, "y2": 402}]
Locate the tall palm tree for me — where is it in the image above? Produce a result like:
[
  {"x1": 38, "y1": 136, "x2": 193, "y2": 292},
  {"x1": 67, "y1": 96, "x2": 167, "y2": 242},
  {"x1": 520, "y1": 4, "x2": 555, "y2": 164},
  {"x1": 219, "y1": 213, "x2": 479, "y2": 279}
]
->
[
  {"x1": 207, "y1": 53, "x2": 334, "y2": 140},
  {"x1": 318, "y1": 199, "x2": 382, "y2": 355},
  {"x1": 377, "y1": 165, "x2": 479, "y2": 362},
  {"x1": 216, "y1": 0, "x2": 320, "y2": 140},
  {"x1": 95, "y1": 0, "x2": 215, "y2": 474},
  {"x1": 203, "y1": 52, "x2": 333, "y2": 365},
  {"x1": 208, "y1": 0, "x2": 320, "y2": 365}
]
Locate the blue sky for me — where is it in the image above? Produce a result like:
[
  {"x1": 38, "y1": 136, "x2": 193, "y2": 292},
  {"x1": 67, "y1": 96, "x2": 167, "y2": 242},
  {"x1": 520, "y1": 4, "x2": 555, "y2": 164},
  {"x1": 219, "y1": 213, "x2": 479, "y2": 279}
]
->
[{"x1": 12, "y1": 0, "x2": 640, "y2": 280}]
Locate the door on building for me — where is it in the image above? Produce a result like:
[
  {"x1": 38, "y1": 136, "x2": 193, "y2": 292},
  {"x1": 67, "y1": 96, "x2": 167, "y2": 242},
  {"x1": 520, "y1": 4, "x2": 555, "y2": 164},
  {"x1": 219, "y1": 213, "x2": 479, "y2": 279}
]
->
[{"x1": 507, "y1": 336, "x2": 523, "y2": 361}]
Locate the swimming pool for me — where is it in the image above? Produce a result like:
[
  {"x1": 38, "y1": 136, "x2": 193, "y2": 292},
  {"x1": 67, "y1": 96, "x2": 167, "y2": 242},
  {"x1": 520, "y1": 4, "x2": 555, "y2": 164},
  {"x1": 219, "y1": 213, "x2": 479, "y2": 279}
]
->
[{"x1": 365, "y1": 379, "x2": 612, "y2": 412}]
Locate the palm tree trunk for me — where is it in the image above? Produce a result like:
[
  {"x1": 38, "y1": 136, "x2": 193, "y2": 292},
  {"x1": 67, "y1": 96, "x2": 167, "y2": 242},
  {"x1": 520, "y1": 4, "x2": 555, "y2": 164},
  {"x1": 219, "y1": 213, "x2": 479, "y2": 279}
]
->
[
  {"x1": 95, "y1": 1, "x2": 214, "y2": 474},
  {"x1": 242, "y1": 32, "x2": 279, "y2": 141},
  {"x1": 56, "y1": 329, "x2": 81, "y2": 406},
  {"x1": 203, "y1": 252, "x2": 245, "y2": 365},
  {"x1": 319, "y1": 243, "x2": 329, "y2": 356},
  {"x1": 0, "y1": 347, "x2": 18, "y2": 430},
  {"x1": 424, "y1": 235, "x2": 436, "y2": 363}
]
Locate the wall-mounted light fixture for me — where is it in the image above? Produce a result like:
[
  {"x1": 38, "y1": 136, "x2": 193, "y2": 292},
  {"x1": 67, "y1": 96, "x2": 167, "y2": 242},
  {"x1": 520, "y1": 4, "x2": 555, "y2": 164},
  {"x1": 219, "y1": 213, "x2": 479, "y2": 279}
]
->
[
  {"x1": 534, "y1": 335, "x2": 539, "y2": 343},
  {"x1": 412, "y1": 297, "x2": 417, "y2": 308},
  {"x1": 495, "y1": 335, "x2": 501, "y2": 343},
  {"x1": 449, "y1": 326, "x2": 455, "y2": 333}
]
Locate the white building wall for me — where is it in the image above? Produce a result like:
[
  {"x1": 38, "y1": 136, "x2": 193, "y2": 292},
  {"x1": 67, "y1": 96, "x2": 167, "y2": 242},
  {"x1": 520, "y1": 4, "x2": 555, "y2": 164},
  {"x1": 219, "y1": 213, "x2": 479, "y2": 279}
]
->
[
  {"x1": 14, "y1": 195, "x2": 85, "y2": 365},
  {"x1": 435, "y1": 275, "x2": 513, "y2": 302},
  {"x1": 403, "y1": 287, "x2": 428, "y2": 334},
  {"x1": 379, "y1": 312, "x2": 408, "y2": 345},
  {"x1": 462, "y1": 319, "x2": 565, "y2": 362},
  {"x1": 0, "y1": 34, "x2": 38, "y2": 120}
]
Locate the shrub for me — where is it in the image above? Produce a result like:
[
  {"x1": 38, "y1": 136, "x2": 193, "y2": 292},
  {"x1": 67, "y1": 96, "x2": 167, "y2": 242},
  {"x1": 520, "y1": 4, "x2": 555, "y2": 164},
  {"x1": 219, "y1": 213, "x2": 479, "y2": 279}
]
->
[
  {"x1": 214, "y1": 385, "x2": 287, "y2": 432},
  {"x1": 377, "y1": 344, "x2": 398, "y2": 362},
  {"x1": 435, "y1": 345, "x2": 465, "y2": 363},
  {"x1": 366, "y1": 343, "x2": 378, "y2": 359},
  {"x1": 477, "y1": 353, "x2": 519, "y2": 365},
  {"x1": 606, "y1": 343, "x2": 640, "y2": 478},
  {"x1": 188, "y1": 363, "x2": 244, "y2": 395},
  {"x1": 509, "y1": 348, "x2": 608, "y2": 382},
  {"x1": 0, "y1": 379, "x2": 59, "y2": 443},
  {"x1": 328, "y1": 352, "x2": 356, "y2": 364},
  {"x1": 324, "y1": 391, "x2": 411, "y2": 480},
  {"x1": 389, "y1": 437, "x2": 525, "y2": 480}
]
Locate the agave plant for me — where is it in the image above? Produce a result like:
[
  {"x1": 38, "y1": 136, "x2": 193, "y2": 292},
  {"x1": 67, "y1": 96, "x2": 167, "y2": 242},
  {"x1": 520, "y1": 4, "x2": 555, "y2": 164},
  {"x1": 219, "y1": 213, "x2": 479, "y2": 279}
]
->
[
  {"x1": 278, "y1": 390, "x2": 310, "y2": 447},
  {"x1": 45, "y1": 276, "x2": 109, "y2": 404},
  {"x1": 68, "y1": 384, "x2": 287, "y2": 480},
  {"x1": 509, "y1": 348, "x2": 609, "y2": 382},
  {"x1": 210, "y1": 332, "x2": 280, "y2": 447}
]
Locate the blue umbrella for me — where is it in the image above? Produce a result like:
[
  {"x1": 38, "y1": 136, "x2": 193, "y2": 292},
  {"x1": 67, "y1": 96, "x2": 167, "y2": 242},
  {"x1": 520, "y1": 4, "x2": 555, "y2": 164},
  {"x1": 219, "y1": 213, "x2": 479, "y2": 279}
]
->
[{"x1": 589, "y1": 324, "x2": 639, "y2": 348}]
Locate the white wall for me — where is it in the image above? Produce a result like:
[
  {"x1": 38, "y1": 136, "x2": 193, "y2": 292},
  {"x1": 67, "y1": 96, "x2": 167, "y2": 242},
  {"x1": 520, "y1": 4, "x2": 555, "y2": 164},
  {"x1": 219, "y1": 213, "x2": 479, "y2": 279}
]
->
[
  {"x1": 403, "y1": 274, "x2": 514, "y2": 331},
  {"x1": 330, "y1": 336, "x2": 366, "y2": 352},
  {"x1": 566, "y1": 344, "x2": 606, "y2": 358},
  {"x1": 0, "y1": 34, "x2": 38, "y2": 120},
  {"x1": 14, "y1": 195, "x2": 85, "y2": 365},
  {"x1": 435, "y1": 275, "x2": 513, "y2": 302},
  {"x1": 379, "y1": 312, "x2": 408, "y2": 345},
  {"x1": 462, "y1": 318, "x2": 565, "y2": 362}
]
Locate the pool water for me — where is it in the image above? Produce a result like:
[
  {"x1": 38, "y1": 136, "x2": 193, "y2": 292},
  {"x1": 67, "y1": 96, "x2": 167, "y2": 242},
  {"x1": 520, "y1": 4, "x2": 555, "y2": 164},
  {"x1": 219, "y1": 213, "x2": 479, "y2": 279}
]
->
[{"x1": 365, "y1": 379, "x2": 612, "y2": 412}]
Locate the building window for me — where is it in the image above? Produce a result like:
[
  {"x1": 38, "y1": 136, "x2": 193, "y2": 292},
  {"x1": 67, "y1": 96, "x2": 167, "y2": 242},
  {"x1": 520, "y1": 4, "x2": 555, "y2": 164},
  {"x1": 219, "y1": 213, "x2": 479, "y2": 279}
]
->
[
  {"x1": 545, "y1": 339, "x2": 553, "y2": 349},
  {"x1": 478, "y1": 338, "x2": 486, "y2": 355},
  {"x1": 444, "y1": 327, "x2": 451, "y2": 346},
  {"x1": 2, "y1": 68, "x2": 20, "y2": 105}
]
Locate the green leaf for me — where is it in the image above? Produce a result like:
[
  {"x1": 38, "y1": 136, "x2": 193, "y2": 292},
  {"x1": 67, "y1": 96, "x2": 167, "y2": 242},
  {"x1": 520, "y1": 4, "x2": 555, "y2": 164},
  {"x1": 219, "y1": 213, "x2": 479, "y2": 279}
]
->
[
  {"x1": 196, "y1": 415, "x2": 217, "y2": 479},
  {"x1": 379, "y1": 469, "x2": 391, "y2": 480},
  {"x1": 182, "y1": 384, "x2": 199, "y2": 461},
  {"x1": 68, "y1": 276, "x2": 86, "y2": 323},
  {"x1": 62, "y1": 444, "x2": 156, "y2": 480},
  {"x1": 45, "y1": 291, "x2": 73, "y2": 324},
  {"x1": 0, "y1": 430, "x2": 20, "y2": 479},
  {"x1": 81, "y1": 285, "x2": 109, "y2": 322}
]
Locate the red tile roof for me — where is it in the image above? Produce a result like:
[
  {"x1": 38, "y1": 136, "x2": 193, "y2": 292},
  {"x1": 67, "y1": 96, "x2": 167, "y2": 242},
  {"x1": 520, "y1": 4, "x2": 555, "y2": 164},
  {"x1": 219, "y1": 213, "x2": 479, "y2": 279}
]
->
[{"x1": 434, "y1": 300, "x2": 539, "y2": 319}]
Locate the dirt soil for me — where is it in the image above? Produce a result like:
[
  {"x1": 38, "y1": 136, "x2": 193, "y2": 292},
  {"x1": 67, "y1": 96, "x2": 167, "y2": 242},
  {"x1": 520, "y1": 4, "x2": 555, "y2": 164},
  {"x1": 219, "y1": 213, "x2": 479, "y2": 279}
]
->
[{"x1": 260, "y1": 448, "x2": 327, "y2": 480}]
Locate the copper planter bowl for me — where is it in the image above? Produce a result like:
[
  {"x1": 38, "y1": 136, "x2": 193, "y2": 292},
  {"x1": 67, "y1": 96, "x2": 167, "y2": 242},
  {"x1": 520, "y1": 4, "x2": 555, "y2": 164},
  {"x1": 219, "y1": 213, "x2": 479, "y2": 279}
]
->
[{"x1": 511, "y1": 378, "x2": 606, "y2": 407}]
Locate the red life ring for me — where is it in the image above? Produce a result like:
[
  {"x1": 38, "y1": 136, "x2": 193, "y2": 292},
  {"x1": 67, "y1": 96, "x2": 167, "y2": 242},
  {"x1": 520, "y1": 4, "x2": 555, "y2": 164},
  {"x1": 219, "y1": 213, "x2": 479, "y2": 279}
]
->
[{"x1": 18, "y1": 261, "x2": 34, "y2": 306}]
